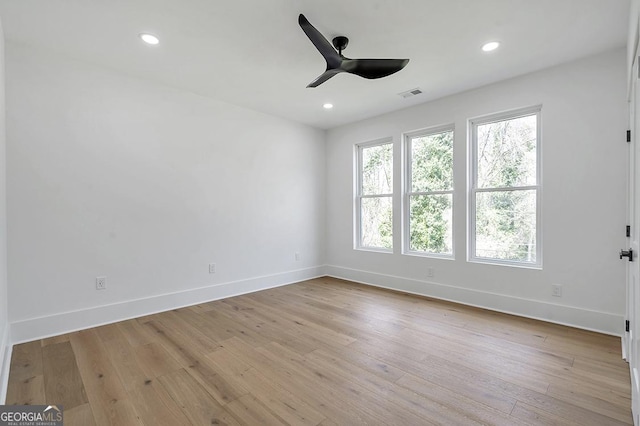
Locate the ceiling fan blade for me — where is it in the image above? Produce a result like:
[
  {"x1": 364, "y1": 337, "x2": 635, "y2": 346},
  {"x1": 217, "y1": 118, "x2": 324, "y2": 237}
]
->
[
  {"x1": 298, "y1": 15, "x2": 410, "y2": 87},
  {"x1": 307, "y1": 69, "x2": 341, "y2": 88},
  {"x1": 344, "y1": 58, "x2": 410, "y2": 79},
  {"x1": 298, "y1": 14, "x2": 341, "y2": 68}
]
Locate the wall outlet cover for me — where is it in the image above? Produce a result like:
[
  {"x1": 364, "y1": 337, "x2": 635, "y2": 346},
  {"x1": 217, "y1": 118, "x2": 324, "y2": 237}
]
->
[{"x1": 96, "y1": 276, "x2": 106, "y2": 290}]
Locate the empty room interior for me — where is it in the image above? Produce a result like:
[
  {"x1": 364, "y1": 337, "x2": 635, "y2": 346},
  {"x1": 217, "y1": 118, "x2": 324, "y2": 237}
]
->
[{"x1": 0, "y1": 0, "x2": 640, "y2": 425}]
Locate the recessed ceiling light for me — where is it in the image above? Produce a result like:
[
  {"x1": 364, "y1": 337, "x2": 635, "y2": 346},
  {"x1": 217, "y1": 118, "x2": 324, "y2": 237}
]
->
[
  {"x1": 139, "y1": 33, "x2": 159, "y2": 45},
  {"x1": 482, "y1": 41, "x2": 500, "y2": 52},
  {"x1": 323, "y1": 103, "x2": 333, "y2": 109}
]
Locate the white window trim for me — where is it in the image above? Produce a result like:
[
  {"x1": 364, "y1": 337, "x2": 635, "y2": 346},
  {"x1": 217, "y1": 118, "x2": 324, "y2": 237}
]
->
[
  {"x1": 403, "y1": 124, "x2": 455, "y2": 259},
  {"x1": 468, "y1": 106, "x2": 542, "y2": 268},
  {"x1": 354, "y1": 138, "x2": 394, "y2": 252}
]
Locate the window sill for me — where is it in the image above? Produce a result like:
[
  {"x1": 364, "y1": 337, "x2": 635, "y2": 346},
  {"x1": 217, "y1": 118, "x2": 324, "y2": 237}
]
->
[
  {"x1": 403, "y1": 251, "x2": 455, "y2": 260},
  {"x1": 468, "y1": 257, "x2": 542, "y2": 270},
  {"x1": 355, "y1": 247, "x2": 394, "y2": 254}
]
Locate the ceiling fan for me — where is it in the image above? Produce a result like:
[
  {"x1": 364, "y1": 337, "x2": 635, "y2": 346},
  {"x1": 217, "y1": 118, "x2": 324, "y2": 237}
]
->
[{"x1": 298, "y1": 14, "x2": 410, "y2": 88}]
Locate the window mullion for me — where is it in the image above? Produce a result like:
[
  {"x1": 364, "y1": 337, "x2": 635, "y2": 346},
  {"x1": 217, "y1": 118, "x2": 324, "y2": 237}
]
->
[
  {"x1": 409, "y1": 189, "x2": 454, "y2": 196},
  {"x1": 474, "y1": 185, "x2": 539, "y2": 193},
  {"x1": 360, "y1": 193, "x2": 393, "y2": 198}
]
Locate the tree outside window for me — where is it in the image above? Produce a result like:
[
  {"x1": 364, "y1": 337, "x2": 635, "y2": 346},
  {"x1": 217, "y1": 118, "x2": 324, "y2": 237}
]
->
[
  {"x1": 405, "y1": 127, "x2": 454, "y2": 256},
  {"x1": 471, "y1": 108, "x2": 541, "y2": 266},
  {"x1": 356, "y1": 141, "x2": 393, "y2": 250}
]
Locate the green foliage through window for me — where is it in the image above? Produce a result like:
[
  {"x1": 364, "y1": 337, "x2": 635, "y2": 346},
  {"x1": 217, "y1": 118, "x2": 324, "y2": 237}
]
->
[
  {"x1": 473, "y1": 112, "x2": 539, "y2": 264},
  {"x1": 407, "y1": 129, "x2": 454, "y2": 255},
  {"x1": 358, "y1": 142, "x2": 393, "y2": 250}
]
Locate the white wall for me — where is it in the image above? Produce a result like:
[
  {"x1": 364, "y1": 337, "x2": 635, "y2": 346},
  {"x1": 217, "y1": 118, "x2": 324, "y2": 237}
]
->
[
  {"x1": 629, "y1": 0, "x2": 639, "y2": 96},
  {"x1": 0, "y1": 19, "x2": 9, "y2": 403},
  {"x1": 326, "y1": 48, "x2": 628, "y2": 335},
  {"x1": 6, "y1": 43, "x2": 326, "y2": 342}
]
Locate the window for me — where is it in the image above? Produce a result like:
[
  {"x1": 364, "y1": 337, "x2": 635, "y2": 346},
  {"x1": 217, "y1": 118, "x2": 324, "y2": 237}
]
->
[
  {"x1": 404, "y1": 127, "x2": 454, "y2": 256},
  {"x1": 356, "y1": 140, "x2": 393, "y2": 251},
  {"x1": 470, "y1": 107, "x2": 541, "y2": 266}
]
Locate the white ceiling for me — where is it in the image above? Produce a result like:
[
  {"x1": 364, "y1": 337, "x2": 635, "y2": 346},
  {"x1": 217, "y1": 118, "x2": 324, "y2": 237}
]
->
[{"x1": 0, "y1": 0, "x2": 629, "y2": 129}]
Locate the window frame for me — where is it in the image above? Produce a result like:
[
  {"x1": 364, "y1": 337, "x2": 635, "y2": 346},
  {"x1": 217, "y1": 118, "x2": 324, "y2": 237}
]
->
[
  {"x1": 354, "y1": 138, "x2": 394, "y2": 252},
  {"x1": 403, "y1": 124, "x2": 455, "y2": 258},
  {"x1": 468, "y1": 106, "x2": 542, "y2": 268}
]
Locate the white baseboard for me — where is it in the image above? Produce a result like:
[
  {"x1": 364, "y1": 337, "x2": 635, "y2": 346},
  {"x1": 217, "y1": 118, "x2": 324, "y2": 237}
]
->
[
  {"x1": 10, "y1": 266, "x2": 326, "y2": 345},
  {"x1": 0, "y1": 322, "x2": 11, "y2": 404},
  {"x1": 326, "y1": 265, "x2": 623, "y2": 336},
  {"x1": 623, "y1": 334, "x2": 629, "y2": 361}
]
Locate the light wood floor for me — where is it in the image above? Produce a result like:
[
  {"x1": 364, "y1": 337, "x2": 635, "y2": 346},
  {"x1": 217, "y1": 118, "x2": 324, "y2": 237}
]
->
[{"x1": 5, "y1": 277, "x2": 632, "y2": 425}]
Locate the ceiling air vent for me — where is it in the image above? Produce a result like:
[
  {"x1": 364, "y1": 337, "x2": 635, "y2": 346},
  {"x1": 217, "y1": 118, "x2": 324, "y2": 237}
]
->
[{"x1": 398, "y1": 88, "x2": 423, "y2": 99}]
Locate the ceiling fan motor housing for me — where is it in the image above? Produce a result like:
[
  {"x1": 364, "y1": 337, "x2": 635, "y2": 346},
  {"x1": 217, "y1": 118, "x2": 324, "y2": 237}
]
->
[{"x1": 332, "y1": 36, "x2": 349, "y2": 55}]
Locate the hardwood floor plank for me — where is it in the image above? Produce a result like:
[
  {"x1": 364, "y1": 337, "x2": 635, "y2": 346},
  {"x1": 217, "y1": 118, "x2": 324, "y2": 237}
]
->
[
  {"x1": 41, "y1": 341, "x2": 88, "y2": 410},
  {"x1": 221, "y1": 336, "x2": 384, "y2": 425},
  {"x1": 182, "y1": 357, "x2": 245, "y2": 406},
  {"x1": 547, "y1": 370, "x2": 631, "y2": 407},
  {"x1": 141, "y1": 320, "x2": 199, "y2": 367},
  {"x1": 6, "y1": 341, "x2": 45, "y2": 405},
  {"x1": 157, "y1": 368, "x2": 241, "y2": 426},
  {"x1": 41, "y1": 334, "x2": 70, "y2": 347},
  {"x1": 207, "y1": 347, "x2": 326, "y2": 425},
  {"x1": 241, "y1": 294, "x2": 357, "y2": 347},
  {"x1": 186, "y1": 302, "x2": 217, "y2": 314},
  {"x1": 216, "y1": 299, "x2": 324, "y2": 354},
  {"x1": 396, "y1": 326, "x2": 553, "y2": 393},
  {"x1": 5, "y1": 374, "x2": 45, "y2": 406},
  {"x1": 117, "y1": 319, "x2": 156, "y2": 347},
  {"x1": 93, "y1": 323, "x2": 122, "y2": 343},
  {"x1": 510, "y1": 401, "x2": 582, "y2": 426},
  {"x1": 199, "y1": 353, "x2": 251, "y2": 398},
  {"x1": 126, "y1": 379, "x2": 192, "y2": 426},
  {"x1": 403, "y1": 314, "x2": 575, "y2": 370},
  {"x1": 64, "y1": 403, "x2": 97, "y2": 426},
  {"x1": 237, "y1": 367, "x2": 326, "y2": 426},
  {"x1": 134, "y1": 342, "x2": 182, "y2": 379},
  {"x1": 69, "y1": 330, "x2": 143, "y2": 425},
  {"x1": 6, "y1": 277, "x2": 631, "y2": 425},
  {"x1": 308, "y1": 343, "x2": 405, "y2": 382},
  {"x1": 259, "y1": 341, "x2": 436, "y2": 426},
  {"x1": 7, "y1": 341, "x2": 43, "y2": 383},
  {"x1": 143, "y1": 316, "x2": 221, "y2": 365},
  {"x1": 226, "y1": 394, "x2": 286, "y2": 425},
  {"x1": 572, "y1": 355, "x2": 631, "y2": 384},
  {"x1": 546, "y1": 383, "x2": 632, "y2": 423},
  {"x1": 184, "y1": 307, "x2": 271, "y2": 348},
  {"x1": 143, "y1": 320, "x2": 247, "y2": 406},
  {"x1": 543, "y1": 334, "x2": 623, "y2": 363},
  {"x1": 508, "y1": 384, "x2": 631, "y2": 425},
  {"x1": 155, "y1": 310, "x2": 220, "y2": 354},
  {"x1": 358, "y1": 336, "x2": 627, "y2": 426},
  {"x1": 206, "y1": 346, "x2": 252, "y2": 376},
  {"x1": 98, "y1": 323, "x2": 152, "y2": 392},
  {"x1": 396, "y1": 372, "x2": 529, "y2": 426},
  {"x1": 307, "y1": 348, "x2": 510, "y2": 425}
]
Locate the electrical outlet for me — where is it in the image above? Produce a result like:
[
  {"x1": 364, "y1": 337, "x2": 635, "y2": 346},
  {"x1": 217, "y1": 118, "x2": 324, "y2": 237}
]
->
[
  {"x1": 552, "y1": 284, "x2": 562, "y2": 297},
  {"x1": 427, "y1": 268, "x2": 434, "y2": 278},
  {"x1": 295, "y1": 252, "x2": 300, "y2": 261},
  {"x1": 209, "y1": 263, "x2": 216, "y2": 274},
  {"x1": 96, "y1": 276, "x2": 106, "y2": 290}
]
